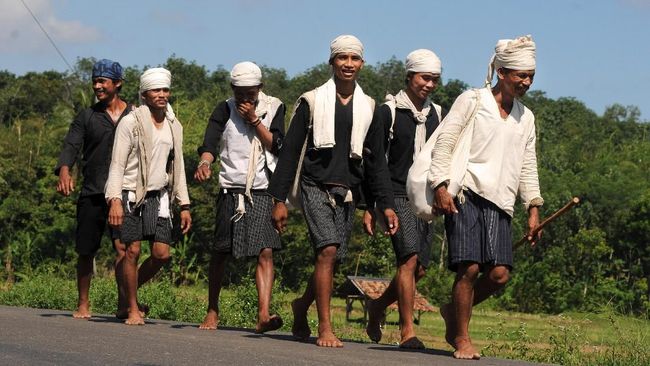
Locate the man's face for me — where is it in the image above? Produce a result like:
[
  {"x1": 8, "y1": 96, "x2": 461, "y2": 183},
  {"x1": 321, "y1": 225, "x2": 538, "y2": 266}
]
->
[
  {"x1": 142, "y1": 88, "x2": 171, "y2": 110},
  {"x1": 92, "y1": 77, "x2": 121, "y2": 102},
  {"x1": 407, "y1": 72, "x2": 440, "y2": 101},
  {"x1": 500, "y1": 68, "x2": 535, "y2": 98},
  {"x1": 232, "y1": 85, "x2": 261, "y2": 105},
  {"x1": 330, "y1": 52, "x2": 364, "y2": 82}
]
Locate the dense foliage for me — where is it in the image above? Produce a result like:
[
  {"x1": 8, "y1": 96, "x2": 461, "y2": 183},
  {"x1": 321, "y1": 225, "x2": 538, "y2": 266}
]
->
[{"x1": 0, "y1": 56, "x2": 648, "y2": 315}]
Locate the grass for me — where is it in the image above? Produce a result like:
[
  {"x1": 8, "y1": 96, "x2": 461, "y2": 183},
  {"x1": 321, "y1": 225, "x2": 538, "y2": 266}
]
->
[{"x1": 1, "y1": 274, "x2": 648, "y2": 365}]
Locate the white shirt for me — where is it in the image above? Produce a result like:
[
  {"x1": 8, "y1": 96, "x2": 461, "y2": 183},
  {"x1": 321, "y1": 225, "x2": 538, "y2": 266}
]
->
[
  {"x1": 429, "y1": 87, "x2": 542, "y2": 216},
  {"x1": 218, "y1": 97, "x2": 280, "y2": 189},
  {"x1": 148, "y1": 119, "x2": 173, "y2": 191}
]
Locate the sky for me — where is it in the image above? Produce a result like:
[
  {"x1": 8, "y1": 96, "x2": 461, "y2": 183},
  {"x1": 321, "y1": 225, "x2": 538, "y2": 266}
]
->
[{"x1": 2, "y1": 0, "x2": 649, "y2": 119}]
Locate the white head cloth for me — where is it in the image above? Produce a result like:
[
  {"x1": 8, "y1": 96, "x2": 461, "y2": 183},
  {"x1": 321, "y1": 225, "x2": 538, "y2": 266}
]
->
[
  {"x1": 329, "y1": 34, "x2": 364, "y2": 60},
  {"x1": 139, "y1": 67, "x2": 174, "y2": 118},
  {"x1": 140, "y1": 67, "x2": 171, "y2": 94},
  {"x1": 230, "y1": 61, "x2": 263, "y2": 87},
  {"x1": 485, "y1": 35, "x2": 536, "y2": 87},
  {"x1": 406, "y1": 49, "x2": 442, "y2": 74}
]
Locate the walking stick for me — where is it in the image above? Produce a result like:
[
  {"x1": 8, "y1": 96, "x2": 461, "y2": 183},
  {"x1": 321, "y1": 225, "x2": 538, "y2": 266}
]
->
[{"x1": 515, "y1": 197, "x2": 580, "y2": 248}]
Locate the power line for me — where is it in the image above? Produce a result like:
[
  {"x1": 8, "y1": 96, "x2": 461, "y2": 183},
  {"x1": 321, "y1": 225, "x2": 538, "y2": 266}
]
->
[{"x1": 19, "y1": 0, "x2": 75, "y2": 72}]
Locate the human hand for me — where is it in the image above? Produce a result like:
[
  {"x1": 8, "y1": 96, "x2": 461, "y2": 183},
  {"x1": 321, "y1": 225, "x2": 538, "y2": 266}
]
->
[
  {"x1": 56, "y1": 166, "x2": 75, "y2": 196},
  {"x1": 433, "y1": 185, "x2": 458, "y2": 215},
  {"x1": 236, "y1": 101, "x2": 258, "y2": 124},
  {"x1": 108, "y1": 199, "x2": 124, "y2": 228},
  {"x1": 382, "y1": 208, "x2": 399, "y2": 236},
  {"x1": 180, "y1": 210, "x2": 192, "y2": 234},
  {"x1": 271, "y1": 201, "x2": 288, "y2": 234},
  {"x1": 526, "y1": 206, "x2": 542, "y2": 247},
  {"x1": 363, "y1": 210, "x2": 376, "y2": 236},
  {"x1": 194, "y1": 164, "x2": 211, "y2": 182}
]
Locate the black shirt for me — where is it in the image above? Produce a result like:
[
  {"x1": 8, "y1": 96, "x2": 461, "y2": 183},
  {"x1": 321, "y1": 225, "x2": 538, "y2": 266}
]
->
[
  {"x1": 55, "y1": 102, "x2": 133, "y2": 197},
  {"x1": 197, "y1": 100, "x2": 286, "y2": 159},
  {"x1": 267, "y1": 96, "x2": 395, "y2": 210},
  {"x1": 364, "y1": 103, "x2": 444, "y2": 206}
]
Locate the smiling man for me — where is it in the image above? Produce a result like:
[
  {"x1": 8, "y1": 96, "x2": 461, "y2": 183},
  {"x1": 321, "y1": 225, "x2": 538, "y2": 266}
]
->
[
  {"x1": 55, "y1": 59, "x2": 132, "y2": 319},
  {"x1": 105, "y1": 67, "x2": 191, "y2": 325},
  {"x1": 267, "y1": 34, "x2": 398, "y2": 348},
  {"x1": 363, "y1": 49, "x2": 445, "y2": 349},
  {"x1": 428, "y1": 35, "x2": 543, "y2": 360}
]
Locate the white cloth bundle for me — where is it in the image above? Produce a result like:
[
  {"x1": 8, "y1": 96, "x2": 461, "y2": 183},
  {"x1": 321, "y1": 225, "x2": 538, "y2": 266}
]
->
[
  {"x1": 230, "y1": 61, "x2": 262, "y2": 87},
  {"x1": 329, "y1": 34, "x2": 364, "y2": 60},
  {"x1": 385, "y1": 90, "x2": 430, "y2": 161},
  {"x1": 485, "y1": 35, "x2": 536, "y2": 87},
  {"x1": 312, "y1": 78, "x2": 374, "y2": 159},
  {"x1": 405, "y1": 49, "x2": 441, "y2": 74}
]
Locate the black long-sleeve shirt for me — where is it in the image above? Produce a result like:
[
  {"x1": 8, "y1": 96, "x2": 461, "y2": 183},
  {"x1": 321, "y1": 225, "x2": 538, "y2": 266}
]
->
[
  {"x1": 267, "y1": 97, "x2": 395, "y2": 210},
  {"x1": 197, "y1": 100, "x2": 286, "y2": 159},
  {"x1": 364, "y1": 103, "x2": 445, "y2": 206},
  {"x1": 55, "y1": 102, "x2": 133, "y2": 197}
]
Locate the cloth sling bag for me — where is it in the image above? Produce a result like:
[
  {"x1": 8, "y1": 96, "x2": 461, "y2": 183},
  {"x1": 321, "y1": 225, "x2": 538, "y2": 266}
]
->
[
  {"x1": 405, "y1": 89, "x2": 481, "y2": 221},
  {"x1": 287, "y1": 91, "x2": 375, "y2": 208}
]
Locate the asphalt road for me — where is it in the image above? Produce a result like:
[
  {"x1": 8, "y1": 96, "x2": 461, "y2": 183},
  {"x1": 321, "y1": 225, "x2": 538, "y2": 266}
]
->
[{"x1": 0, "y1": 306, "x2": 547, "y2": 366}]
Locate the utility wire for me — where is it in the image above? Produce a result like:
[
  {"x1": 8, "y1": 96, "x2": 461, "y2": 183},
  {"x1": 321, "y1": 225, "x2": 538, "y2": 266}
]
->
[{"x1": 19, "y1": 0, "x2": 75, "y2": 72}]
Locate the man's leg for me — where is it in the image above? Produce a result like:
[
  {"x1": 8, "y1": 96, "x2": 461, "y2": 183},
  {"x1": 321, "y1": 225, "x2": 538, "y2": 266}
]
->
[
  {"x1": 123, "y1": 241, "x2": 144, "y2": 325},
  {"x1": 472, "y1": 265, "x2": 510, "y2": 306},
  {"x1": 137, "y1": 242, "x2": 171, "y2": 287},
  {"x1": 449, "y1": 262, "x2": 481, "y2": 359},
  {"x1": 114, "y1": 239, "x2": 128, "y2": 318},
  {"x1": 291, "y1": 272, "x2": 315, "y2": 340},
  {"x1": 200, "y1": 253, "x2": 228, "y2": 330},
  {"x1": 366, "y1": 254, "x2": 422, "y2": 345},
  {"x1": 74, "y1": 254, "x2": 94, "y2": 319},
  {"x1": 255, "y1": 248, "x2": 283, "y2": 333},
  {"x1": 313, "y1": 244, "x2": 342, "y2": 347}
]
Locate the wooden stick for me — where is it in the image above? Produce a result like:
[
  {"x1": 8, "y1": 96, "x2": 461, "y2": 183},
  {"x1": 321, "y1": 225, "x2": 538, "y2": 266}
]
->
[{"x1": 515, "y1": 197, "x2": 580, "y2": 248}]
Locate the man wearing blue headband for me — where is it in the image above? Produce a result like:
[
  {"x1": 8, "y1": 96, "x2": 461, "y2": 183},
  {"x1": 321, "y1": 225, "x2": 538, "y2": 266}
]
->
[{"x1": 55, "y1": 59, "x2": 134, "y2": 319}]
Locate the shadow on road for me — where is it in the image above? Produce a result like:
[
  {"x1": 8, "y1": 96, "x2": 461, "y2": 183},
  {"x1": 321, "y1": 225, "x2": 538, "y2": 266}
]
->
[{"x1": 369, "y1": 345, "x2": 453, "y2": 357}]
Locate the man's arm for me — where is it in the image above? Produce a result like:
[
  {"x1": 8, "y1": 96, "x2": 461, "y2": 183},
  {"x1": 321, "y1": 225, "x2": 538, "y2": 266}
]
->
[
  {"x1": 55, "y1": 110, "x2": 88, "y2": 196},
  {"x1": 363, "y1": 105, "x2": 398, "y2": 235},
  {"x1": 268, "y1": 100, "x2": 310, "y2": 234},
  {"x1": 195, "y1": 102, "x2": 228, "y2": 182}
]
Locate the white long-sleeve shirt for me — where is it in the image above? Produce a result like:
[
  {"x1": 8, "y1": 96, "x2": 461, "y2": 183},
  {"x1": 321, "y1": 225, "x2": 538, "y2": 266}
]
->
[{"x1": 429, "y1": 87, "x2": 543, "y2": 216}]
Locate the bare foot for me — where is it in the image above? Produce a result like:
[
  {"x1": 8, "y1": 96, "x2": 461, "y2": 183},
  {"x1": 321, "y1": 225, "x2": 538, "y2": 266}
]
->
[
  {"x1": 365, "y1": 299, "x2": 385, "y2": 343},
  {"x1": 399, "y1": 336, "x2": 425, "y2": 349},
  {"x1": 453, "y1": 336, "x2": 480, "y2": 360},
  {"x1": 116, "y1": 304, "x2": 147, "y2": 320},
  {"x1": 124, "y1": 311, "x2": 145, "y2": 326},
  {"x1": 316, "y1": 330, "x2": 343, "y2": 348},
  {"x1": 440, "y1": 303, "x2": 456, "y2": 348},
  {"x1": 72, "y1": 305, "x2": 91, "y2": 319},
  {"x1": 256, "y1": 314, "x2": 284, "y2": 334},
  {"x1": 199, "y1": 310, "x2": 219, "y2": 330},
  {"x1": 291, "y1": 299, "x2": 311, "y2": 340}
]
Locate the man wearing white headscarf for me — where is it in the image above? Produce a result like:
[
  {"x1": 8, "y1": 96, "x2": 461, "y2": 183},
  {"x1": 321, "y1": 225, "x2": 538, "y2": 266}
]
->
[
  {"x1": 363, "y1": 49, "x2": 445, "y2": 349},
  {"x1": 428, "y1": 35, "x2": 543, "y2": 359},
  {"x1": 194, "y1": 61, "x2": 286, "y2": 334},
  {"x1": 267, "y1": 34, "x2": 398, "y2": 348},
  {"x1": 105, "y1": 67, "x2": 192, "y2": 325}
]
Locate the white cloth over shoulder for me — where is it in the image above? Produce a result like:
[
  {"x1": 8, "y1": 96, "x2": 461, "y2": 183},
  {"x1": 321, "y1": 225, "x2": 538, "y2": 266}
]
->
[
  {"x1": 312, "y1": 78, "x2": 374, "y2": 159},
  {"x1": 385, "y1": 90, "x2": 431, "y2": 161},
  {"x1": 230, "y1": 61, "x2": 262, "y2": 87},
  {"x1": 406, "y1": 49, "x2": 441, "y2": 74},
  {"x1": 330, "y1": 34, "x2": 364, "y2": 60},
  {"x1": 486, "y1": 35, "x2": 536, "y2": 87}
]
